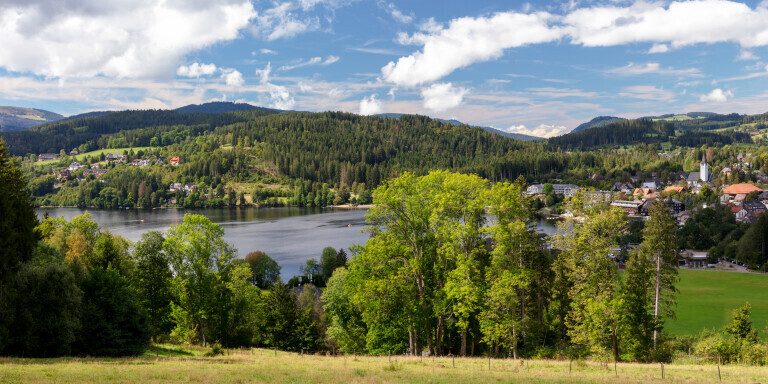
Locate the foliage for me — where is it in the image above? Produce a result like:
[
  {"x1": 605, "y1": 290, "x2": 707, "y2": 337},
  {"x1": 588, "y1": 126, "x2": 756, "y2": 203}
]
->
[
  {"x1": 73, "y1": 268, "x2": 151, "y2": 356},
  {"x1": 132, "y1": 231, "x2": 174, "y2": 339},
  {"x1": 244, "y1": 251, "x2": 281, "y2": 288}
]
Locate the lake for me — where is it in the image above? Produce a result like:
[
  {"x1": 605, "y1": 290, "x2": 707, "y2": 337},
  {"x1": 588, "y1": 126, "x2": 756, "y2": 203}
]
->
[{"x1": 38, "y1": 207, "x2": 560, "y2": 277}]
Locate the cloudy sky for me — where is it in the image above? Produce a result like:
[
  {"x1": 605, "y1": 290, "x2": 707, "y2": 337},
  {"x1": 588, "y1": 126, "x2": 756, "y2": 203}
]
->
[{"x1": 2, "y1": 0, "x2": 768, "y2": 137}]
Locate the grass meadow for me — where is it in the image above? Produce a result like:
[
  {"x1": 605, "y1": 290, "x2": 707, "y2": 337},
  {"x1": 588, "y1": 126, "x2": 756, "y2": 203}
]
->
[
  {"x1": 2, "y1": 346, "x2": 768, "y2": 384},
  {"x1": 36, "y1": 147, "x2": 153, "y2": 166},
  {"x1": 668, "y1": 269, "x2": 768, "y2": 337}
]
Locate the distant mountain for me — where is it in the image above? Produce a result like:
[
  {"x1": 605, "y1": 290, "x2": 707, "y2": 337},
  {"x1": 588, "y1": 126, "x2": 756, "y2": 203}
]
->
[
  {"x1": 62, "y1": 111, "x2": 114, "y2": 121},
  {"x1": 0, "y1": 106, "x2": 64, "y2": 132},
  {"x1": 571, "y1": 116, "x2": 627, "y2": 133},
  {"x1": 174, "y1": 101, "x2": 280, "y2": 114},
  {"x1": 374, "y1": 113, "x2": 543, "y2": 141}
]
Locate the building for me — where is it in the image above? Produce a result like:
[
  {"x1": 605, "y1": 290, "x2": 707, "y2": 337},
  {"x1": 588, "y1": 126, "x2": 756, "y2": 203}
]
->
[
  {"x1": 642, "y1": 179, "x2": 663, "y2": 190},
  {"x1": 664, "y1": 186, "x2": 685, "y2": 194},
  {"x1": 105, "y1": 153, "x2": 125, "y2": 162},
  {"x1": 679, "y1": 250, "x2": 708, "y2": 268},
  {"x1": 68, "y1": 162, "x2": 81, "y2": 171},
  {"x1": 38, "y1": 153, "x2": 58, "y2": 161},
  {"x1": 170, "y1": 156, "x2": 181, "y2": 166},
  {"x1": 69, "y1": 150, "x2": 79, "y2": 156},
  {"x1": 553, "y1": 184, "x2": 579, "y2": 197},
  {"x1": 687, "y1": 155, "x2": 712, "y2": 186},
  {"x1": 743, "y1": 200, "x2": 767, "y2": 216},
  {"x1": 722, "y1": 183, "x2": 763, "y2": 200},
  {"x1": 611, "y1": 200, "x2": 644, "y2": 216}
]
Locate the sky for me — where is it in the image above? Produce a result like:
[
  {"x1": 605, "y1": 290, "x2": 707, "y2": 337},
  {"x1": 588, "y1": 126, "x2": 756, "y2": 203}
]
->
[{"x1": 2, "y1": 1, "x2": 768, "y2": 137}]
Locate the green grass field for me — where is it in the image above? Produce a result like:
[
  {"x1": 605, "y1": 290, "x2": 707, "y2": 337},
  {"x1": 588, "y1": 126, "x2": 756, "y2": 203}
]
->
[
  {"x1": 1, "y1": 347, "x2": 767, "y2": 384},
  {"x1": 666, "y1": 269, "x2": 768, "y2": 337},
  {"x1": 36, "y1": 147, "x2": 153, "y2": 165}
]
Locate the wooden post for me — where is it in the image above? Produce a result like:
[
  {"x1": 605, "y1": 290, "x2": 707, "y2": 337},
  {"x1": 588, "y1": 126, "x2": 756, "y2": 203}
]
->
[
  {"x1": 488, "y1": 354, "x2": 491, "y2": 371},
  {"x1": 614, "y1": 360, "x2": 617, "y2": 377},
  {"x1": 388, "y1": 350, "x2": 391, "y2": 363},
  {"x1": 274, "y1": 347, "x2": 276, "y2": 356},
  {"x1": 661, "y1": 363, "x2": 664, "y2": 379},
  {"x1": 718, "y1": 357, "x2": 722, "y2": 382},
  {"x1": 452, "y1": 355, "x2": 455, "y2": 368},
  {"x1": 569, "y1": 359, "x2": 572, "y2": 373},
  {"x1": 301, "y1": 349, "x2": 303, "y2": 357}
]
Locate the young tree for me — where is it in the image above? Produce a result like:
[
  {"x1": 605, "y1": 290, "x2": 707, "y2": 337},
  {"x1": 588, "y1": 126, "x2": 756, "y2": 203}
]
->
[
  {"x1": 554, "y1": 192, "x2": 627, "y2": 362},
  {"x1": 132, "y1": 231, "x2": 173, "y2": 339},
  {"x1": 163, "y1": 214, "x2": 237, "y2": 345},
  {"x1": 244, "y1": 251, "x2": 281, "y2": 288},
  {"x1": 320, "y1": 246, "x2": 338, "y2": 281},
  {"x1": 726, "y1": 302, "x2": 758, "y2": 343}
]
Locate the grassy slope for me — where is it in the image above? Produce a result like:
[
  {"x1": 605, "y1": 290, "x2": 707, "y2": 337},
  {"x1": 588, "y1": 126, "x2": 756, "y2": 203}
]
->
[
  {"x1": 1, "y1": 347, "x2": 767, "y2": 384},
  {"x1": 667, "y1": 269, "x2": 768, "y2": 337},
  {"x1": 36, "y1": 147, "x2": 153, "y2": 165}
]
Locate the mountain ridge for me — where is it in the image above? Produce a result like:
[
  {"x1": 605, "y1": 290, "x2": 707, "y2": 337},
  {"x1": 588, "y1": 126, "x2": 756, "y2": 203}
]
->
[{"x1": 0, "y1": 106, "x2": 64, "y2": 132}]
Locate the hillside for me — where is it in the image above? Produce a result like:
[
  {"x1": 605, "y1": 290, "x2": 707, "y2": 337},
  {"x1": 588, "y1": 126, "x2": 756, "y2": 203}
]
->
[
  {"x1": 570, "y1": 116, "x2": 626, "y2": 133},
  {"x1": 0, "y1": 106, "x2": 64, "y2": 132},
  {"x1": 375, "y1": 113, "x2": 542, "y2": 141},
  {"x1": 175, "y1": 101, "x2": 280, "y2": 114}
]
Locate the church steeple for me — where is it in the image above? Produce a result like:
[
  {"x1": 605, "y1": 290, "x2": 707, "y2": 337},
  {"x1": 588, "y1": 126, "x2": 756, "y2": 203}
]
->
[{"x1": 700, "y1": 154, "x2": 708, "y2": 182}]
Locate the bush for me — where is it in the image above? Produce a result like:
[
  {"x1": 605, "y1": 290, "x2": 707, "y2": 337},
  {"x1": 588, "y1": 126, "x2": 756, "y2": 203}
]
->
[
  {"x1": 694, "y1": 333, "x2": 739, "y2": 364},
  {"x1": 205, "y1": 343, "x2": 225, "y2": 357}
]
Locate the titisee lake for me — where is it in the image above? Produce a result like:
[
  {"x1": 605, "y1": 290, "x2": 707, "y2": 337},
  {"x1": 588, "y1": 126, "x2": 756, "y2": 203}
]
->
[{"x1": 38, "y1": 207, "x2": 559, "y2": 277}]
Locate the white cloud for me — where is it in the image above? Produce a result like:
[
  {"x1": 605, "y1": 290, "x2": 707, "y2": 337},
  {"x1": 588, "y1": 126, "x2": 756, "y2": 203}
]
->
[
  {"x1": 0, "y1": 1, "x2": 255, "y2": 79},
  {"x1": 221, "y1": 69, "x2": 244, "y2": 87},
  {"x1": 421, "y1": 83, "x2": 468, "y2": 112},
  {"x1": 359, "y1": 94, "x2": 383, "y2": 115},
  {"x1": 177, "y1": 63, "x2": 218, "y2": 77},
  {"x1": 382, "y1": 11, "x2": 563, "y2": 87},
  {"x1": 737, "y1": 50, "x2": 759, "y2": 61},
  {"x1": 255, "y1": 63, "x2": 272, "y2": 83},
  {"x1": 278, "y1": 55, "x2": 339, "y2": 71},
  {"x1": 647, "y1": 43, "x2": 669, "y2": 54},
  {"x1": 700, "y1": 88, "x2": 734, "y2": 102},
  {"x1": 606, "y1": 62, "x2": 701, "y2": 77},
  {"x1": 564, "y1": 1, "x2": 768, "y2": 48},
  {"x1": 267, "y1": 83, "x2": 295, "y2": 109},
  {"x1": 260, "y1": 48, "x2": 277, "y2": 55},
  {"x1": 505, "y1": 124, "x2": 568, "y2": 138},
  {"x1": 252, "y1": 2, "x2": 320, "y2": 41},
  {"x1": 618, "y1": 85, "x2": 676, "y2": 101},
  {"x1": 379, "y1": 1, "x2": 413, "y2": 24}
]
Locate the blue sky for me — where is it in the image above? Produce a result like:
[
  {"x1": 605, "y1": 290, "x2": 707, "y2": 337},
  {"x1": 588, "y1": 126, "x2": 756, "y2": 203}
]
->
[{"x1": 2, "y1": 0, "x2": 768, "y2": 136}]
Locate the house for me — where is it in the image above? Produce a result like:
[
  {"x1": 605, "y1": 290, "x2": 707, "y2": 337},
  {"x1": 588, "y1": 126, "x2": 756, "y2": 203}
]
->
[
  {"x1": 722, "y1": 183, "x2": 763, "y2": 200},
  {"x1": 132, "y1": 159, "x2": 142, "y2": 166},
  {"x1": 83, "y1": 169, "x2": 107, "y2": 177},
  {"x1": 667, "y1": 198, "x2": 685, "y2": 214},
  {"x1": 170, "y1": 156, "x2": 181, "y2": 166},
  {"x1": 679, "y1": 250, "x2": 708, "y2": 268},
  {"x1": 69, "y1": 150, "x2": 79, "y2": 156},
  {"x1": 553, "y1": 184, "x2": 579, "y2": 197},
  {"x1": 57, "y1": 169, "x2": 71, "y2": 179},
  {"x1": 722, "y1": 167, "x2": 733, "y2": 176},
  {"x1": 132, "y1": 159, "x2": 150, "y2": 166},
  {"x1": 664, "y1": 186, "x2": 685, "y2": 194},
  {"x1": 633, "y1": 188, "x2": 654, "y2": 197},
  {"x1": 731, "y1": 206, "x2": 749, "y2": 220},
  {"x1": 105, "y1": 153, "x2": 125, "y2": 162},
  {"x1": 526, "y1": 184, "x2": 545, "y2": 197},
  {"x1": 38, "y1": 153, "x2": 58, "y2": 161},
  {"x1": 743, "y1": 200, "x2": 767, "y2": 216},
  {"x1": 169, "y1": 183, "x2": 183, "y2": 192},
  {"x1": 611, "y1": 200, "x2": 645, "y2": 216},
  {"x1": 642, "y1": 179, "x2": 663, "y2": 190},
  {"x1": 68, "y1": 162, "x2": 81, "y2": 171}
]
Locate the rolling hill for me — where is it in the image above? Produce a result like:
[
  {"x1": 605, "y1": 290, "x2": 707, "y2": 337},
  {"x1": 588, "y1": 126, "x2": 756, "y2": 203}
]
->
[
  {"x1": 0, "y1": 106, "x2": 64, "y2": 132},
  {"x1": 375, "y1": 113, "x2": 542, "y2": 141},
  {"x1": 570, "y1": 116, "x2": 626, "y2": 133}
]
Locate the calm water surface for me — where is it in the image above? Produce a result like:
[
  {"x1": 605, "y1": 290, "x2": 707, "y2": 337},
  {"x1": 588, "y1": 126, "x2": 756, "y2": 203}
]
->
[{"x1": 38, "y1": 207, "x2": 560, "y2": 277}]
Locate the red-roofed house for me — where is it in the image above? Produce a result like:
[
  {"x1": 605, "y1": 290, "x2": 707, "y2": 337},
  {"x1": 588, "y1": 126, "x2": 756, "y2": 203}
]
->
[
  {"x1": 722, "y1": 183, "x2": 763, "y2": 195},
  {"x1": 170, "y1": 157, "x2": 181, "y2": 166}
]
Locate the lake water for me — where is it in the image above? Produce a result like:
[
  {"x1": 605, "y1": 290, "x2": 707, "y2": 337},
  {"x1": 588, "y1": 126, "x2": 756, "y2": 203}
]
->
[{"x1": 38, "y1": 207, "x2": 559, "y2": 277}]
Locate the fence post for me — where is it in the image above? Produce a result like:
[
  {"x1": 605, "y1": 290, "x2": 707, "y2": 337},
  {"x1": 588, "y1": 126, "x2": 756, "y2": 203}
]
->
[
  {"x1": 301, "y1": 349, "x2": 303, "y2": 357},
  {"x1": 718, "y1": 356, "x2": 722, "y2": 382},
  {"x1": 388, "y1": 350, "x2": 391, "y2": 363},
  {"x1": 488, "y1": 354, "x2": 491, "y2": 371},
  {"x1": 614, "y1": 360, "x2": 617, "y2": 377},
  {"x1": 569, "y1": 359, "x2": 572, "y2": 373},
  {"x1": 661, "y1": 363, "x2": 664, "y2": 379},
  {"x1": 274, "y1": 347, "x2": 276, "y2": 356},
  {"x1": 452, "y1": 355, "x2": 455, "y2": 368}
]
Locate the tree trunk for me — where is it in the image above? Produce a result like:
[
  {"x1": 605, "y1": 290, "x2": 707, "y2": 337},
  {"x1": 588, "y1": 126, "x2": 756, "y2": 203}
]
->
[
  {"x1": 460, "y1": 328, "x2": 467, "y2": 356},
  {"x1": 612, "y1": 328, "x2": 619, "y2": 363},
  {"x1": 653, "y1": 251, "x2": 661, "y2": 349},
  {"x1": 512, "y1": 324, "x2": 519, "y2": 359}
]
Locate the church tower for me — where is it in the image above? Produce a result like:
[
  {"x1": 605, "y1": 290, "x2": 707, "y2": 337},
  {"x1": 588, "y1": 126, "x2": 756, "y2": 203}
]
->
[{"x1": 700, "y1": 154, "x2": 708, "y2": 182}]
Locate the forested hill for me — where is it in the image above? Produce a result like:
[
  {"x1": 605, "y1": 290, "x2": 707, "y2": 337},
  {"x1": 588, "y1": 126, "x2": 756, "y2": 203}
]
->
[
  {"x1": 174, "y1": 102, "x2": 280, "y2": 114},
  {"x1": 0, "y1": 106, "x2": 64, "y2": 132},
  {"x1": 375, "y1": 113, "x2": 543, "y2": 141},
  {"x1": 1, "y1": 108, "x2": 279, "y2": 155},
  {"x1": 570, "y1": 116, "x2": 626, "y2": 133},
  {"x1": 548, "y1": 119, "x2": 675, "y2": 149}
]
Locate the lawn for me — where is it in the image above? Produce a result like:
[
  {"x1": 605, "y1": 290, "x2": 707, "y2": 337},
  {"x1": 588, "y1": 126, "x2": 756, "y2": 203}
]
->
[
  {"x1": 1, "y1": 347, "x2": 767, "y2": 384},
  {"x1": 36, "y1": 147, "x2": 153, "y2": 165},
  {"x1": 666, "y1": 269, "x2": 768, "y2": 337}
]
